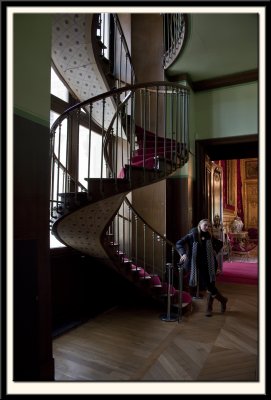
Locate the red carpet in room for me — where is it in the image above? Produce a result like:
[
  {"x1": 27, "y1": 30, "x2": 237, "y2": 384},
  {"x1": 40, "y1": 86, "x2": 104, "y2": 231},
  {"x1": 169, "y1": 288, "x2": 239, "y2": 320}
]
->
[{"x1": 216, "y1": 261, "x2": 258, "y2": 285}]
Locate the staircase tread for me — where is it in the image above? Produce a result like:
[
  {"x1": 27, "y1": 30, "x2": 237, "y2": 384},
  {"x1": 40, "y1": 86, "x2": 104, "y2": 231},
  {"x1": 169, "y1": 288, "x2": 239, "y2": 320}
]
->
[
  {"x1": 130, "y1": 265, "x2": 142, "y2": 271},
  {"x1": 124, "y1": 164, "x2": 162, "y2": 171},
  {"x1": 171, "y1": 302, "x2": 190, "y2": 308},
  {"x1": 58, "y1": 192, "x2": 87, "y2": 198},
  {"x1": 84, "y1": 178, "x2": 130, "y2": 183}
]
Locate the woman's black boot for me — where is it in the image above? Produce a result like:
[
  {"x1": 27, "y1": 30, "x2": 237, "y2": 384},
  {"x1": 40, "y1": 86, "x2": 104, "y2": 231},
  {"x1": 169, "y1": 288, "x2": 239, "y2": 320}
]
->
[
  {"x1": 215, "y1": 291, "x2": 228, "y2": 313},
  {"x1": 205, "y1": 292, "x2": 215, "y2": 317}
]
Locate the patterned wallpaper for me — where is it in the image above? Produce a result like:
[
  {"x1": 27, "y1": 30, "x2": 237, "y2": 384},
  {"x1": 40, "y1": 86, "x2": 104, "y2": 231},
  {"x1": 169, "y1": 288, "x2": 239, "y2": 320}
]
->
[{"x1": 51, "y1": 13, "x2": 115, "y2": 128}]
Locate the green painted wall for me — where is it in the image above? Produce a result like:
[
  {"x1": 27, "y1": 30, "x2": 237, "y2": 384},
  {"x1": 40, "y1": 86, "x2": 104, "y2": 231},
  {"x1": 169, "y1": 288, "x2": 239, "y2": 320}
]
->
[
  {"x1": 13, "y1": 13, "x2": 55, "y2": 379},
  {"x1": 194, "y1": 81, "x2": 258, "y2": 139},
  {"x1": 170, "y1": 80, "x2": 258, "y2": 179},
  {"x1": 14, "y1": 14, "x2": 52, "y2": 127}
]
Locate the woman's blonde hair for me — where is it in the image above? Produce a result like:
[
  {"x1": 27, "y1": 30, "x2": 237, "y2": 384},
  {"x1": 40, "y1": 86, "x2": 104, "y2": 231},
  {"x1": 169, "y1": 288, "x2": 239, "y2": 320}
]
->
[
  {"x1": 198, "y1": 219, "x2": 210, "y2": 228},
  {"x1": 197, "y1": 219, "x2": 211, "y2": 242}
]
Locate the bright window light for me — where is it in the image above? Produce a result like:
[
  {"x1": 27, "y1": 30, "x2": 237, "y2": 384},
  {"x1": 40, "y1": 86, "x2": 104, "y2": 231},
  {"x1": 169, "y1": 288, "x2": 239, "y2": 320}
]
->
[{"x1": 50, "y1": 67, "x2": 69, "y2": 102}]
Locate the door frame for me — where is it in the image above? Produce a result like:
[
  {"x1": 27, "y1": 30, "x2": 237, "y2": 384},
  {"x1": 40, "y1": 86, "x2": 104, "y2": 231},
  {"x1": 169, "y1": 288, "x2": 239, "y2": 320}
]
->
[{"x1": 195, "y1": 134, "x2": 258, "y2": 225}]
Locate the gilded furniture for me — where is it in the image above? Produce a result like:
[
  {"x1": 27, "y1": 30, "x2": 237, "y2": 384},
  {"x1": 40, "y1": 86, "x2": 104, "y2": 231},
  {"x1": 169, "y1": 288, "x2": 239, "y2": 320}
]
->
[{"x1": 228, "y1": 232, "x2": 257, "y2": 262}]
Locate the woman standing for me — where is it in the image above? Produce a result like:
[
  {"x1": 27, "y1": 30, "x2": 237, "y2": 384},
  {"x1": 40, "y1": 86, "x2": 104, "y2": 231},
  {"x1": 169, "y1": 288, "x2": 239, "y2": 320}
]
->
[{"x1": 176, "y1": 219, "x2": 228, "y2": 317}]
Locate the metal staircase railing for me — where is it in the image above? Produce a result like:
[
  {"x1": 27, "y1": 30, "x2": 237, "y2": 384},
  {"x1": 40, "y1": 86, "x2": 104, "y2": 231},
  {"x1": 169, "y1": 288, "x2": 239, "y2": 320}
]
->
[
  {"x1": 50, "y1": 81, "x2": 189, "y2": 217},
  {"x1": 92, "y1": 13, "x2": 136, "y2": 90},
  {"x1": 104, "y1": 196, "x2": 177, "y2": 282},
  {"x1": 49, "y1": 80, "x2": 190, "y2": 301},
  {"x1": 163, "y1": 13, "x2": 187, "y2": 70}
]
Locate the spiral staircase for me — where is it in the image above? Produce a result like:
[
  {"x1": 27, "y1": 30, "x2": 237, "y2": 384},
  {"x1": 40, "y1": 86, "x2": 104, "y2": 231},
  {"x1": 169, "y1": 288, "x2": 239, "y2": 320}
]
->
[{"x1": 50, "y1": 13, "x2": 192, "y2": 313}]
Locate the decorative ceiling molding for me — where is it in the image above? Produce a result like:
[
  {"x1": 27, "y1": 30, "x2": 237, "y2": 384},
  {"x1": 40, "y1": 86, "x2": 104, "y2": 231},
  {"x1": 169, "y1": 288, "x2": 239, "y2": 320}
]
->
[
  {"x1": 192, "y1": 69, "x2": 258, "y2": 92},
  {"x1": 166, "y1": 69, "x2": 258, "y2": 92}
]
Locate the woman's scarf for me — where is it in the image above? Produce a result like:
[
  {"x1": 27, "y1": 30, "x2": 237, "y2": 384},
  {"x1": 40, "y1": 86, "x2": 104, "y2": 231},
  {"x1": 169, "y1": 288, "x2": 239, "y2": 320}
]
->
[
  {"x1": 190, "y1": 241, "x2": 198, "y2": 287},
  {"x1": 189, "y1": 238, "x2": 216, "y2": 287}
]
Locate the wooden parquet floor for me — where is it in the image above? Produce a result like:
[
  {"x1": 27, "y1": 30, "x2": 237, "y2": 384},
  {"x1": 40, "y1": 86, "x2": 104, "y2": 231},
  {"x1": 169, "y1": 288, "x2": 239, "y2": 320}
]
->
[{"x1": 53, "y1": 281, "x2": 259, "y2": 385}]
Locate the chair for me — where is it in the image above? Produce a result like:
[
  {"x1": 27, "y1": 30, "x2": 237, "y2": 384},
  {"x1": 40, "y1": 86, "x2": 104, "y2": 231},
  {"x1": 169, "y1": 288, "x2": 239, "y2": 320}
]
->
[{"x1": 227, "y1": 232, "x2": 257, "y2": 262}]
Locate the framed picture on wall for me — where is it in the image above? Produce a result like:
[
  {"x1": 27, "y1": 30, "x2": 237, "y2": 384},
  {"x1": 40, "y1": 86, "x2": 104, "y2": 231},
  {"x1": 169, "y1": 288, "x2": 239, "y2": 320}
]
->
[{"x1": 245, "y1": 160, "x2": 258, "y2": 179}]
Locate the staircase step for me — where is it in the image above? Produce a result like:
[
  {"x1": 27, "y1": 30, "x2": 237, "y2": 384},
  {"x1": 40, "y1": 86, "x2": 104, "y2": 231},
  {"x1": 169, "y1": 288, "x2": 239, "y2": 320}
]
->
[
  {"x1": 130, "y1": 157, "x2": 158, "y2": 169},
  {"x1": 122, "y1": 258, "x2": 132, "y2": 266},
  {"x1": 127, "y1": 157, "x2": 177, "y2": 176},
  {"x1": 171, "y1": 291, "x2": 193, "y2": 309},
  {"x1": 58, "y1": 192, "x2": 89, "y2": 209},
  {"x1": 139, "y1": 275, "x2": 152, "y2": 281},
  {"x1": 106, "y1": 233, "x2": 114, "y2": 238},
  {"x1": 132, "y1": 151, "x2": 175, "y2": 162},
  {"x1": 136, "y1": 141, "x2": 177, "y2": 152},
  {"x1": 150, "y1": 274, "x2": 162, "y2": 287},
  {"x1": 135, "y1": 128, "x2": 180, "y2": 146},
  {"x1": 161, "y1": 282, "x2": 177, "y2": 296},
  {"x1": 123, "y1": 163, "x2": 165, "y2": 181},
  {"x1": 84, "y1": 178, "x2": 131, "y2": 201},
  {"x1": 131, "y1": 154, "x2": 176, "y2": 165},
  {"x1": 137, "y1": 268, "x2": 151, "y2": 281},
  {"x1": 108, "y1": 242, "x2": 119, "y2": 247},
  {"x1": 123, "y1": 257, "x2": 132, "y2": 262},
  {"x1": 171, "y1": 302, "x2": 190, "y2": 310},
  {"x1": 130, "y1": 264, "x2": 142, "y2": 272},
  {"x1": 58, "y1": 191, "x2": 88, "y2": 200},
  {"x1": 133, "y1": 147, "x2": 177, "y2": 156}
]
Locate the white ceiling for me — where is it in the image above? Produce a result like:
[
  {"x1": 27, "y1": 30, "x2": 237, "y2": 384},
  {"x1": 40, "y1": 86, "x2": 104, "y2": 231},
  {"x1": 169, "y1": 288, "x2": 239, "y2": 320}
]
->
[{"x1": 166, "y1": 13, "x2": 259, "y2": 82}]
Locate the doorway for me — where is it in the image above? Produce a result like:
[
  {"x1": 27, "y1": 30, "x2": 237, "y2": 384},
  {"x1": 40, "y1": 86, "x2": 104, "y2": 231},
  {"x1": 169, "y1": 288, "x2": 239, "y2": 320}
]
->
[{"x1": 195, "y1": 134, "x2": 258, "y2": 224}]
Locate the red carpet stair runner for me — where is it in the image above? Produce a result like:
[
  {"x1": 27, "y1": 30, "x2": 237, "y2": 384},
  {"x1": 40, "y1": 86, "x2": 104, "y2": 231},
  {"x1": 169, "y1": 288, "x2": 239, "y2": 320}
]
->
[
  {"x1": 106, "y1": 237, "x2": 193, "y2": 313},
  {"x1": 119, "y1": 126, "x2": 188, "y2": 178}
]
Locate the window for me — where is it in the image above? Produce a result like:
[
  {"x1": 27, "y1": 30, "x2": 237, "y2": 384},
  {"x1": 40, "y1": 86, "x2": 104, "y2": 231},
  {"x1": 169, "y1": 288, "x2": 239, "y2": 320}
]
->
[
  {"x1": 98, "y1": 13, "x2": 110, "y2": 60},
  {"x1": 50, "y1": 67, "x2": 69, "y2": 102},
  {"x1": 50, "y1": 69, "x2": 69, "y2": 248},
  {"x1": 50, "y1": 66, "x2": 106, "y2": 248},
  {"x1": 78, "y1": 125, "x2": 106, "y2": 184}
]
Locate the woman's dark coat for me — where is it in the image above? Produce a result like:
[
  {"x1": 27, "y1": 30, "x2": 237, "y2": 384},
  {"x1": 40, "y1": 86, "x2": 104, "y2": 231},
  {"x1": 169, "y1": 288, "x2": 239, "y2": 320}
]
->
[{"x1": 176, "y1": 227, "x2": 223, "y2": 289}]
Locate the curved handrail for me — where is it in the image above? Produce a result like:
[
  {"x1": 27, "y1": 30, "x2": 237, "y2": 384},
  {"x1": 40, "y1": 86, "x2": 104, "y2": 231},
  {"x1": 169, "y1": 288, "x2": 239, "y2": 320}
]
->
[{"x1": 50, "y1": 81, "x2": 189, "y2": 134}]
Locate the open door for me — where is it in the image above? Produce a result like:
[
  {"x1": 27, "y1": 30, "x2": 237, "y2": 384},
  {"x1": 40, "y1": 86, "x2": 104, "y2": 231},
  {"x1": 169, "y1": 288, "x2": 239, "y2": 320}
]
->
[
  {"x1": 204, "y1": 156, "x2": 223, "y2": 223},
  {"x1": 195, "y1": 134, "x2": 258, "y2": 225},
  {"x1": 195, "y1": 135, "x2": 258, "y2": 270},
  {"x1": 205, "y1": 156, "x2": 224, "y2": 270}
]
